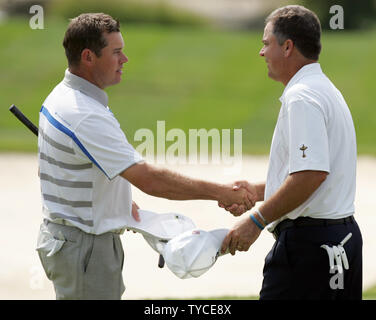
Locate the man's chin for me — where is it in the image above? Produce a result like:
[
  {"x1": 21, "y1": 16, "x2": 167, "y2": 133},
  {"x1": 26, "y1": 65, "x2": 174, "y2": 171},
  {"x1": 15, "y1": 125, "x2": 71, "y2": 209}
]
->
[
  {"x1": 267, "y1": 71, "x2": 277, "y2": 81},
  {"x1": 112, "y1": 75, "x2": 123, "y2": 85},
  {"x1": 102, "y1": 78, "x2": 122, "y2": 89}
]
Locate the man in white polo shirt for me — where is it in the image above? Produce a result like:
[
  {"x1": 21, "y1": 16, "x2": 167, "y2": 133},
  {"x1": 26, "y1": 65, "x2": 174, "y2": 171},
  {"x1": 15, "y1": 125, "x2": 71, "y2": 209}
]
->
[
  {"x1": 36, "y1": 13, "x2": 255, "y2": 300},
  {"x1": 220, "y1": 5, "x2": 362, "y2": 299}
]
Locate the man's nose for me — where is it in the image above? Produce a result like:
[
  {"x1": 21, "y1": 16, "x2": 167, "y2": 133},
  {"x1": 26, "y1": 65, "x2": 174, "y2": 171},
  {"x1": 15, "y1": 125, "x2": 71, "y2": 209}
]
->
[
  {"x1": 121, "y1": 52, "x2": 128, "y2": 63},
  {"x1": 259, "y1": 47, "x2": 265, "y2": 57}
]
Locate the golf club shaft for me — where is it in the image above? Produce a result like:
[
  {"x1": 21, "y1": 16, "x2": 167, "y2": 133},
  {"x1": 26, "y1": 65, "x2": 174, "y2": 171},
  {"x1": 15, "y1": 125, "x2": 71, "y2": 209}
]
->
[{"x1": 9, "y1": 104, "x2": 38, "y2": 136}]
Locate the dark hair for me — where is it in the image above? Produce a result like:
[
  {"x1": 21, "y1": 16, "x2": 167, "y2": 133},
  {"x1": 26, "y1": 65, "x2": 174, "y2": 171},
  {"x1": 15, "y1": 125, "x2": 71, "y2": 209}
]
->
[
  {"x1": 63, "y1": 13, "x2": 120, "y2": 67},
  {"x1": 266, "y1": 5, "x2": 321, "y2": 60}
]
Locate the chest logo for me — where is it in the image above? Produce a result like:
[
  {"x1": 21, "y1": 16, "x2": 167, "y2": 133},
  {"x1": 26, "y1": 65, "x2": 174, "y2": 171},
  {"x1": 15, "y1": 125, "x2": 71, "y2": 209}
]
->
[{"x1": 300, "y1": 144, "x2": 308, "y2": 158}]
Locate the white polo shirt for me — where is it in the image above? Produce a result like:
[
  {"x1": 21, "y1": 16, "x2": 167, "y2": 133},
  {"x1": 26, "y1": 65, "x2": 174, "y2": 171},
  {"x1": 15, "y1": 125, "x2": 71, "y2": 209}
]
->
[
  {"x1": 265, "y1": 63, "x2": 357, "y2": 232},
  {"x1": 38, "y1": 69, "x2": 143, "y2": 235}
]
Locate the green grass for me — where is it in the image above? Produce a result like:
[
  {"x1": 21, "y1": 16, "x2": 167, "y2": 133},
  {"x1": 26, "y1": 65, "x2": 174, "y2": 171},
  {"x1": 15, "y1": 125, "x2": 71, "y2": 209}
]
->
[
  {"x1": 1, "y1": 18, "x2": 376, "y2": 155},
  {"x1": 363, "y1": 284, "x2": 376, "y2": 300}
]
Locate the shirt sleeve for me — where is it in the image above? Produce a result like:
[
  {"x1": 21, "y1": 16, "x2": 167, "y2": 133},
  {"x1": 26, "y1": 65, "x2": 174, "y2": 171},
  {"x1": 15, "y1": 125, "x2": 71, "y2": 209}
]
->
[
  {"x1": 74, "y1": 112, "x2": 143, "y2": 180},
  {"x1": 287, "y1": 98, "x2": 330, "y2": 174}
]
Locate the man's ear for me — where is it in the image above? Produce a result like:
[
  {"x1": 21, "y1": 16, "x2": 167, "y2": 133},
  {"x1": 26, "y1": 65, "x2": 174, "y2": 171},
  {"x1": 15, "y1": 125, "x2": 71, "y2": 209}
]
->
[
  {"x1": 283, "y1": 39, "x2": 294, "y2": 58},
  {"x1": 80, "y1": 48, "x2": 95, "y2": 67}
]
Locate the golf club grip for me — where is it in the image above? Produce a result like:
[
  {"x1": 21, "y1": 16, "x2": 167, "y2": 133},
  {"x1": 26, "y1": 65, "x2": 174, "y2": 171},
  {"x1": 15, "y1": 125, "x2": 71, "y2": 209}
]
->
[
  {"x1": 9, "y1": 104, "x2": 38, "y2": 137},
  {"x1": 158, "y1": 254, "x2": 165, "y2": 268}
]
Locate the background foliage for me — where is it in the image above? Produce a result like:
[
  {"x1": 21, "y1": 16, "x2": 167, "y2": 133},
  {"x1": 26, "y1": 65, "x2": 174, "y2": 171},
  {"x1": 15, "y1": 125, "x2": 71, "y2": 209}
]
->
[{"x1": 0, "y1": 1, "x2": 375, "y2": 155}]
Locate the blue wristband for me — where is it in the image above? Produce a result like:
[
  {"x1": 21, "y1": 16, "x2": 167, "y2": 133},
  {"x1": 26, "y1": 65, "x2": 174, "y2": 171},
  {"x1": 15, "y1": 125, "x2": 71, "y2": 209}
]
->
[
  {"x1": 250, "y1": 214, "x2": 264, "y2": 231},
  {"x1": 255, "y1": 208, "x2": 269, "y2": 225}
]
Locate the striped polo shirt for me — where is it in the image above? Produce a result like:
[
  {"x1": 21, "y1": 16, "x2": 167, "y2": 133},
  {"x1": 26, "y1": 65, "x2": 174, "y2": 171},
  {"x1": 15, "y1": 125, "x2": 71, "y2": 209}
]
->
[{"x1": 38, "y1": 69, "x2": 143, "y2": 234}]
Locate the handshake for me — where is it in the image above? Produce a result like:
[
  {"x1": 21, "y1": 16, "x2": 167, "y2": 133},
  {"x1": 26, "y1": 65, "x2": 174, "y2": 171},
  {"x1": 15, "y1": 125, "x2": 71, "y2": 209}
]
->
[
  {"x1": 217, "y1": 180, "x2": 261, "y2": 216},
  {"x1": 216, "y1": 180, "x2": 266, "y2": 256}
]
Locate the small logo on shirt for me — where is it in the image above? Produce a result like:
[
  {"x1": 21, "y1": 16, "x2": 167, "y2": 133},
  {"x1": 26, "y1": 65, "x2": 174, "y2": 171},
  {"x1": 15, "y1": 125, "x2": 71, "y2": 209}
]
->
[
  {"x1": 54, "y1": 112, "x2": 72, "y2": 127},
  {"x1": 300, "y1": 144, "x2": 308, "y2": 158}
]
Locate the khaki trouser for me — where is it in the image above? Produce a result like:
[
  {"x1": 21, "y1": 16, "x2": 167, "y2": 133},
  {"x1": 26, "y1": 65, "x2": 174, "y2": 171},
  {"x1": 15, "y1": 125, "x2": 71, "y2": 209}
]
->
[{"x1": 37, "y1": 220, "x2": 125, "y2": 300}]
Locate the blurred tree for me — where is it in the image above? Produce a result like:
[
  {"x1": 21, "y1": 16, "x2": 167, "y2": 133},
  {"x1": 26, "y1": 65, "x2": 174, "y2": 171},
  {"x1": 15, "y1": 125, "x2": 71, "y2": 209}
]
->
[
  {"x1": 1, "y1": 0, "x2": 207, "y2": 27},
  {"x1": 300, "y1": 0, "x2": 376, "y2": 30},
  {"x1": 2, "y1": 0, "x2": 48, "y2": 15}
]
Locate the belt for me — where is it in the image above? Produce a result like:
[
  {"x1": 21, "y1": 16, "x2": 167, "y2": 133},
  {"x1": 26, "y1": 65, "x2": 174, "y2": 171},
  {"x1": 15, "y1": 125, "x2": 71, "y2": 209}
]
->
[
  {"x1": 44, "y1": 219, "x2": 125, "y2": 235},
  {"x1": 273, "y1": 216, "x2": 355, "y2": 239}
]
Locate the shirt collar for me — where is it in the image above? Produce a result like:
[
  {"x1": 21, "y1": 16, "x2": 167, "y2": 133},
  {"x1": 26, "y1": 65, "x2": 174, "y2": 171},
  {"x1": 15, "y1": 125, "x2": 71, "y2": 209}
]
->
[
  {"x1": 279, "y1": 62, "x2": 323, "y2": 102},
  {"x1": 63, "y1": 69, "x2": 109, "y2": 107}
]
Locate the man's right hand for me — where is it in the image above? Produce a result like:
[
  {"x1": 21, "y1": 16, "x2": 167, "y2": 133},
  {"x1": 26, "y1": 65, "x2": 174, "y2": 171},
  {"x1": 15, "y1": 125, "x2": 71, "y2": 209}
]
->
[
  {"x1": 218, "y1": 182, "x2": 258, "y2": 216},
  {"x1": 218, "y1": 181, "x2": 261, "y2": 216}
]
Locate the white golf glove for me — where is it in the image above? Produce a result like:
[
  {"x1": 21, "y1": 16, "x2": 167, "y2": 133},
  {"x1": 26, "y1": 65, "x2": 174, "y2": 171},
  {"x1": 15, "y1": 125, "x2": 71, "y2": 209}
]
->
[{"x1": 320, "y1": 232, "x2": 352, "y2": 273}]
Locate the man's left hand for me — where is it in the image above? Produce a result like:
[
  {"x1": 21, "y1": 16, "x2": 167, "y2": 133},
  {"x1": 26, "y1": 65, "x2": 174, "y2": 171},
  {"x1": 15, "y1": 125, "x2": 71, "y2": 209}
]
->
[
  {"x1": 221, "y1": 215, "x2": 262, "y2": 255},
  {"x1": 126, "y1": 201, "x2": 141, "y2": 233},
  {"x1": 132, "y1": 201, "x2": 140, "y2": 221}
]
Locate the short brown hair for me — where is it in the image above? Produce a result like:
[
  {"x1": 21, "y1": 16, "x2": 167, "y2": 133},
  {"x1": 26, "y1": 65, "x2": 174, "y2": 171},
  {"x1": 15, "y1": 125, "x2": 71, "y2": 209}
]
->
[
  {"x1": 266, "y1": 5, "x2": 321, "y2": 60},
  {"x1": 63, "y1": 13, "x2": 120, "y2": 67}
]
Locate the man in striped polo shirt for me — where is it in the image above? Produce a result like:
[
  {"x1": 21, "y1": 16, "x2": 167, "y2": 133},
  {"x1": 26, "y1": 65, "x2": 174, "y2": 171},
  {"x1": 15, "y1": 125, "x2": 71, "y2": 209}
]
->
[{"x1": 36, "y1": 13, "x2": 255, "y2": 300}]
